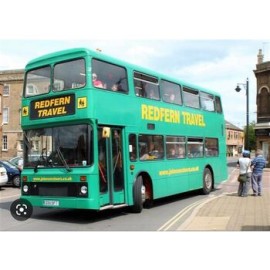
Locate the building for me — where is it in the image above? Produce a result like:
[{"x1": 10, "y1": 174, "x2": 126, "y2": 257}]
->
[
  {"x1": 225, "y1": 120, "x2": 244, "y2": 157},
  {"x1": 0, "y1": 83, "x2": 3, "y2": 156},
  {"x1": 253, "y1": 49, "x2": 270, "y2": 167},
  {"x1": 0, "y1": 69, "x2": 24, "y2": 160}
]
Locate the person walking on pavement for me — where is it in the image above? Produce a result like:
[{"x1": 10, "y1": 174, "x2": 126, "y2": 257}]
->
[
  {"x1": 251, "y1": 149, "x2": 267, "y2": 196},
  {"x1": 237, "y1": 150, "x2": 252, "y2": 197}
]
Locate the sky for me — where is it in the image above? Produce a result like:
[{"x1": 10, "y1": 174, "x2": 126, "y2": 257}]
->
[
  {"x1": 2, "y1": 0, "x2": 270, "y2": 267},
  {"x1": 1, "y1": 0, "x2": 270, "y2": 131}
]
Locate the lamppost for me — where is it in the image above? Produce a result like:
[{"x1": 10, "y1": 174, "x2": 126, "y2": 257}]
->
[{"x1": 235, "y1": 78, "x2": 249, "y2": 151}]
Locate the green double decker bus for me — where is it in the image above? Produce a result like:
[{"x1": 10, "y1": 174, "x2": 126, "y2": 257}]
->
[{"x1": 19, "y1": 47, "x2": 228, "y2": 214}]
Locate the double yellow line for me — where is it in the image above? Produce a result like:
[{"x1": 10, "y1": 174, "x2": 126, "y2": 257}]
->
[{"x1": 157, "y1": 194, "x2": 223, "y2": 231}]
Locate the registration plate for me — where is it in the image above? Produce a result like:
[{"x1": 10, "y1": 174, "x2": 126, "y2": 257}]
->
[{"x1": 43, "y1": 200, "x2": 59, "y2": 207}]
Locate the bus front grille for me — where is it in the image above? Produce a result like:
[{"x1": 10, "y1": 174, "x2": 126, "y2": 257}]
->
[{"x1": 24, "y1": 182, "x2": 88, "y2": 197}]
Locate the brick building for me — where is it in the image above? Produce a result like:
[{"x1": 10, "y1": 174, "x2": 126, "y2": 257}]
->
[
  {"x1": 253, "y1": 49, "x2": 270, "y2": 167},
  {"x1": 225, "y1": 120, "x2": 244, "y2": 157},
  {"x1": 0, "y1": 83, "x2": 3, "y2": 155},
  {"x1": 0, "y1": 69, "x2": 24, "y2": 160}
]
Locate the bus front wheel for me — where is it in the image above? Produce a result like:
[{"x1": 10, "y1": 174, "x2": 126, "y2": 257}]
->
[
  {"x1": 131, "y1": 176, "x2": 145, "y2": 213},
  {"x1": 202, "y1": 168, "x2": 213, "y2": 195}
]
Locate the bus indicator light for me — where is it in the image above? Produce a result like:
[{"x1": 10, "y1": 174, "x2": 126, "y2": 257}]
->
[{"x1": 80, "y1": 176, "x2": 87, "y2": 182}]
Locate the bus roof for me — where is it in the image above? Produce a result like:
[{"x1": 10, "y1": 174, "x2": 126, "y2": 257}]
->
[{"x1": 25, "y1": 47, "x2": 221, "y2": 97}]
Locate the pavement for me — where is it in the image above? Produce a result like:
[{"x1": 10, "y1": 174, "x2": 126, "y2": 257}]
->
[{"x1": 178, "y1": 167, "x2": 270, "y2": 231}]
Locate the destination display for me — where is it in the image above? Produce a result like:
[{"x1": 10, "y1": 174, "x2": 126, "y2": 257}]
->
[{"x1": 30, "y1": 94, "x2": 75, "y2": 119}]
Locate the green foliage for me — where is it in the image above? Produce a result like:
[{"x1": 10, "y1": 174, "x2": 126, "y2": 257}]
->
[{"x1": 244, "y1": 121, "x2": 256, "y2": 151}]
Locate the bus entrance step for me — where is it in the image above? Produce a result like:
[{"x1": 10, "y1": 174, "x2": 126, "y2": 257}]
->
[{"x1": 100, "y1": 204, "x2": 128, "y2": 211}]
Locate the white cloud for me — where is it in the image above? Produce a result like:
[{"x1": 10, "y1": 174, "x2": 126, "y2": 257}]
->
[
  {"x1": 0, "y1": 53, "x2": 26, "y2": 70},
  {"x1": 124, "y1": 45, "x2": 163, "y2": 66}
]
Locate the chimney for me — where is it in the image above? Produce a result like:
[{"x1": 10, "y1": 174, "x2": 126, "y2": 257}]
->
[{"x1": 257, "y1": 49, "x2": 264, "y2": 64}]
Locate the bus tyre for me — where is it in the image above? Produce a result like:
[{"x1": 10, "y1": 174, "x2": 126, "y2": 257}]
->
[
  {"x1": 202, "y1": 168, "x2": 212, "y2": 195},
  {"x1": 131, "y1": 176, "x2": 145, "y2": 213}
]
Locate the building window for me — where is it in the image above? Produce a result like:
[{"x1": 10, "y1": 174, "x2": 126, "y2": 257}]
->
[
  {"x1": 20, "y1": 141, "x2": 23, "y2": 151},
  {"x1": 2, "y1": 135, "x2": 7, "y2": 150},
  {"x1": 258, "y1": 87, "x2": 270, "y2": 118},
  {"x1": 3, "y1": 108, "x2": 9, "y2": 124},
  {"x1": 3, "y1": 85, "x2": 10, "y2": 96}
]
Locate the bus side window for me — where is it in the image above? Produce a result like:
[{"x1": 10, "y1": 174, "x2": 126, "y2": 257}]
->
[
  {"x1": 187, "y1": 138, "x2": 203, "y2": 158},
  {"x1": 134, "y1": 81, "x2": 146, "y2": 97},
  {"x1": 92, "y1": 58, "x2": 129, "y2": 93},
  {"x1": 215, "y1": 96, "x2": 223, "y2": 113},
  {"x1": 183, "y1": 87, "x2": 200, "y2": 109},
  {"x1": 205, "y1": 138, "x2": 219, "y2": 157},
  {"x1": 161, "y1": 80, "x2": 182, "y2": 105},
  {"x1": 166, "y1": 136, "x2": 185, "y2": 159},
  {"x1": 134, "y1": 71, "x2": 159, "y2": 99},
  {"x1": 200, "y1": 92, "x2": 215, "y2": 111},
  {"x1": 145, "y1": 83, "x2": 159, "y2": 100},
  {"x1": 129, "y1": 134, "x2": 137, "y2": 161}
]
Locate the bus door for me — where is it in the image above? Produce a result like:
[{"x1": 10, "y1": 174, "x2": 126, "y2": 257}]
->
[{"x1": 98, "y1": 126, "x2": 125, "y2": 207}]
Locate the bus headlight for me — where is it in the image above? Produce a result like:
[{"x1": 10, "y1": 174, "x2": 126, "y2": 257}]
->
[
  {"x1": 80, "y1": 185, "x2": 88, "y2": 195},
  {"x1": 23, "y1": 185, "x2": 29, "y2": 193}
]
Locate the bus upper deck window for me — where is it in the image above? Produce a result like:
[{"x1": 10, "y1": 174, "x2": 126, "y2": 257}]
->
[
  {"x1": 24, "y1": 66, "x2": 51, "y2": 97},
  {"x1": 53, "y1": 59, "x2": 86, "y2": 91},
  {"x1": 92, "y1": 59, "x2": 129, "y2": 93}
]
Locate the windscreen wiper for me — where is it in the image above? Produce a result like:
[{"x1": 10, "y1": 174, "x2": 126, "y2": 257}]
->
[{"x1": 56, "y1": 146, "x2": 72, "y2": 172}]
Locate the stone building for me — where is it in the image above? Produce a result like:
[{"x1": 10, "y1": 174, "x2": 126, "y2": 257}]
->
[
  {"x1": 253, "y1": 49, "x2": 270, "y2": 167},
  {"x1": 225, "y1": 120, "x2": 244, "y2": 157},
  {"x1": 0, "y1": 69, "x2": 24, "y2": 160},
  {"x1": 0, "y1": 83, "x2": 3, "y2": 157}
]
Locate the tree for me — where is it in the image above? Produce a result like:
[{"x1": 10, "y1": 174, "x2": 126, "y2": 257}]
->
[{"x1": 244, "y1": 121, "x2": 256, "y2": 151}]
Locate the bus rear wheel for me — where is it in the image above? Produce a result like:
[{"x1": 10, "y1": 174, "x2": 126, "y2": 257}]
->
[
  {"x1": 202, "y1": 168, "x2": 213, "y2": 195},
  {"x1": 130, "y1": 176, "x2": 145, "y2": 213}
]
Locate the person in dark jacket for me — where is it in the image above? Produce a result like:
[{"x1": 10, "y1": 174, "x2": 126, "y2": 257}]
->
[{"x1": 251, "y1": 149, "x2": 267, "y2": 196}]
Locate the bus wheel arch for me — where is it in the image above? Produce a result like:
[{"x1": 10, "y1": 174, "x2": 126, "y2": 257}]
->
[
  {"x1": 202, "y1": 166, "x2": 214, "y2": 195},
  {"x1": 130, "y1": 172, "x2": 153, "y2": 213},
  {"x1": 140, "y1": 172, "x2": 153, "y2": 208}
]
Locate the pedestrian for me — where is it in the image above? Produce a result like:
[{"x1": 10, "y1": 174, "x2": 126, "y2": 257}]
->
[
  {"x1": 237, "y1": 150, "x2": 252, "y2": 197},
  {"x1": 251, "y1": 149, "x2": 267, "y2": 196}
]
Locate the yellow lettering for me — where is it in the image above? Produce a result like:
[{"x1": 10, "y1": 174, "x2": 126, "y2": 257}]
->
[
  {"x1": 35, "y1": 96, "x2": 71, "y2": 111},
  {"x1": 148, "y1": 106, "x2": 154, "y2": 120},
  {"x1": 141, "y1": 104, "x2": 148, "y2": 120},
  {"x1": 182, "y1": 112, "x2": 206, "y2": 127},
  {"x1": 35, "y1": 102, "x2": 40, "y2": 109},
  {"x1": 165, "y1": 109, "x2": 170, "y2": 122},
  {"x1": 154, "y1": 106, "x2": 160, "y2": 121},
  {"x1": 37, "y1": 107, "x2": 67, "y2": 118},
  {"x1": 141, "y1": 104, "x2": 180, "y2": 124}
]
